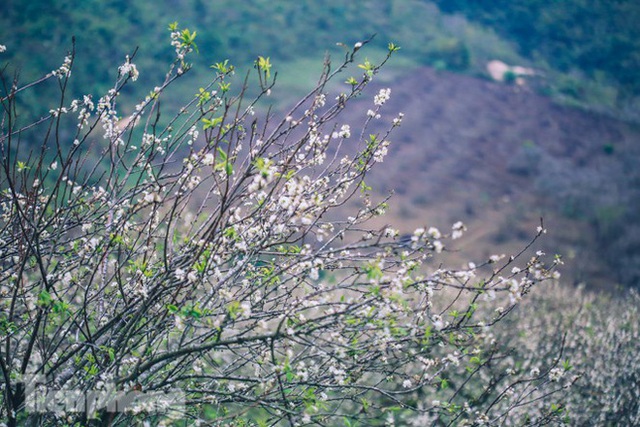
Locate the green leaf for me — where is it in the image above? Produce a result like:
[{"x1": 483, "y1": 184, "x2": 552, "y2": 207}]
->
[
  {"x1": 202, "y1": 116, "x2": 223, "y2": 130},
  {"x1": 360, "y1": 398, "x2": 370, "y2": 412},
  {"x1": 196, "y1": 87, "x2": 211, "y2": 106},
  {"x1": 52, "y1": 300, "x2": 70, "y2": 314},
  {"x1": 257, "y1": 56, "x2": 272, "y2": 79},
  {"x1": 37, "y1": 290, "x2": 53, "y2": 307},
  {"x1": 358, "y1": 59, "x2": 373, "y2": 71},
  {"x1": 227, "y1": 301, "x2": 241, "y2": 319},
  {"x1": 211, "y1": 59, "x2": 234, "y2": 74},
  {"x1": 388, "y1": 42, "x2": 401, "y2": 53},
  {"x1": 424, "y1": 325, "x2": 433, "y2": 340},
  {"x1": 16, "y1": 161, "x2": 30, "y2": 172},
  {"x1": 345, "y1": 76, "x2": 358, "y2": 86},
  {"x1": 179, "y1": 29, "x2": 198, "y2": 52}
]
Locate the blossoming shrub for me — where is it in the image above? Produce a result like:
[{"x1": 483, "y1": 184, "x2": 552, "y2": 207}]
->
[
  {"x1": 1, "y1": 26, "x2": 570, "y2": 426},
  {"x1": 480, "y1": 283, "x2": 640, "y2": 426}
]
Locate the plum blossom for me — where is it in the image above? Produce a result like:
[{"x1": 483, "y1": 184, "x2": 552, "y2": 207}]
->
[
  {"x1": 175, "y1": 268, "x2": 186, "y2": 281},
  {"x1": 118, "y1": 55, "x2": 139, "y2": 81},
  {"x1": 52, "y1": 55, "x2": 72, "y2": 78},
  {"x1": 374, "y1": 88, "x2": 391, "y2": 106},
  {"x1": 202, "y1": 153, "x2": 215, "y2": 166},
  {"x1": 451, "y1": 221, "x2": 467, "y2": 239},
  {"x1": 549, "y1": 367, "x2": 565, "y2": 382}
]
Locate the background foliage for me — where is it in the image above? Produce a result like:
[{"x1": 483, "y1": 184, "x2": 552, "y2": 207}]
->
[
  {"x1": 435, "y1": 0, "x2": 640, "y2": 101},
  {"x1": 5, "y1": 0, "x2": 640, "y2": 119}
]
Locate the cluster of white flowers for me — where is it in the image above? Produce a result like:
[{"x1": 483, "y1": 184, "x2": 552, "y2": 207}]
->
[
  {"x1": 432, "y1": 315, "x2": 445, "y2": 331},
  {"x1": 51, "y1": 55, "x2": 72, "y2": 79},
  {"x1": 248, "y1": 158, "x2": 277, "y2": 193},
  {"x1": 508, "y1": 278, "x2": 522, "y2": 304},
  {"x1": 337, "y1": 124, "x2": 351, "y2": 138},
  {"x1": 239, "y1": 301, "x2": 252, "y2": 317},
  {"x1": 142, "y1": 190, "x2": 161, "y2": 204},
  {"x1": 0, "y1": 44, "x2": 6, "y2": 53},
  {"x1": 170, "y1": 30, "x2": 182, "y2": 53},
  {"x1": 96, "y1": 89, "x2": 125, "y2": 146},
  {"x1": 140, "y1": 132, "x2": 169, "y2": 155},
  {"x1": 428, "y1": 227, "x2": 442, "y2": 239},
  {"x1": 118, "y1": 55, "x2": 139, "y2": 81},
  {"x1": 442, "y1": 352, "x2": 460, "y2": 367},
  {"x1": 451, "y1": 221, "x2": 467, "y2": 239},
  {"x1": 393, "y1": 112, "x2": 404, "y2": 126},
  {"x1": 75, "y1": 95, "x2": 94, "y2": 130},
  {"x1": 201, "y1": 152, "x2": 215, "y2": 166},
  {"x1": 367, "y1": 109, "x2": 381, "y2": 119},
  {"x1": 374, "y1": 88, "x2": 391, "y2": 106},
  {"x1": 187, "y1": 125, "x2": 199, "y2": 145},
  {"x1": 177, "y1": 157, "x2": 198, "y2": 190},
  {"x1": 49, "y1": 107, "x2": 68, "y2": 117},
  {"x1": 301, "y1": 126, "x2": 331, "y2": 166},
  {"x1": 548, "y1": 367, "x2": 565, "y2": 382},
  {"x1": 328, "y1": 365, "x2": 347, "y2": 385},
  {"x1": 489, "y1": 253, "x2": 506, "y2": 263},
  {"x1": 373, "y1": 140, "x2": 390, "y2": 162},
  {"x1": 474, "y1": 413, "x2": 490, "y2": 425}
]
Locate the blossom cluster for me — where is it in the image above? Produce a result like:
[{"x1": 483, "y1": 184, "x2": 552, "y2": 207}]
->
[
  {"x1": 51, "y1": 55, "x2": 72, "y2": 79},
  {"x1": 118, "y1": 55, "x2": 139, "y2": 81}
]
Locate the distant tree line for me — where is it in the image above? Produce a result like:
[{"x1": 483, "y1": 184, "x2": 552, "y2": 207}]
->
[{"x1": 435, "y1": 0, "x2": 640, "y2": 102}]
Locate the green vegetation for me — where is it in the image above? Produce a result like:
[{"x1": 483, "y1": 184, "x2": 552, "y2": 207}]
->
[
  {"x1": 5, "y1": 0, "x2": 639, "y2": 122},
  {"x1": 1, "y1": 1, "x2": 517, "y2": 119},
  {"x1": 436, "y1": 0, "x2": 640, "y2": 103}
]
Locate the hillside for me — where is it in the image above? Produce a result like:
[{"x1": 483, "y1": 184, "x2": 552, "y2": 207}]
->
[{"x1": 338, "y1": 67, "x2": 640, "y2": 290}]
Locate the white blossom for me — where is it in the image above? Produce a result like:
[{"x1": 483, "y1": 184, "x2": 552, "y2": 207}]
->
[
  {"x1": 187, "y1": 271, "x2": 198, "y2": 283},
  {"x1": 338, "y1": 124, "x2": 351, "y2": 138},
  {"x1": 374, "y1": 88, "x2": 391, "y2": 106},
  {"x1": 451, "y1": 221, "x2": 466, "y2": 239},
  {"x1": 549, "y1": 367, "x2": 565, "y2": 382},
  {"x1": 175, "y1": 268, "x2": 186, "y2": 281},
  {"x1": 202, "y1": 153, "x2": 215, "y2": 166},
  {"x1": 118, "y1": 55, "x2": 139, "y2": 81}
]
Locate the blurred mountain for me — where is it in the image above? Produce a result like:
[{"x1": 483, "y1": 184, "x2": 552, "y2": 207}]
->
[{"x1": 340, "y1": 67, "x2": 640, "y2": 290}]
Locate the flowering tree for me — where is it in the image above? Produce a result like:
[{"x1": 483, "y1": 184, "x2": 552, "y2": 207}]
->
[
  {"x1": 489, "y1": 283, "x2": 640, "y2": 426},
  {"x1": 1, "y1": 27, "x2": 568, "y2": 426}
]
